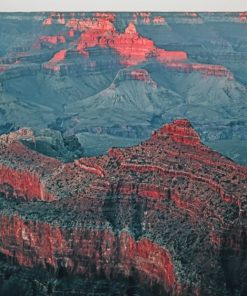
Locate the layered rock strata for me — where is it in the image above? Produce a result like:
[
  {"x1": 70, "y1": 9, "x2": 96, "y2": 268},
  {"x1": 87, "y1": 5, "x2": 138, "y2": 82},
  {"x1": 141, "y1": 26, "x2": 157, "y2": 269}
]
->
[
  {"x1": 0, "y1": 119, "x2": 246, "y2": 295},
  {"x1": 39, "y1": 12, "x2": 233, "y2": 79}
]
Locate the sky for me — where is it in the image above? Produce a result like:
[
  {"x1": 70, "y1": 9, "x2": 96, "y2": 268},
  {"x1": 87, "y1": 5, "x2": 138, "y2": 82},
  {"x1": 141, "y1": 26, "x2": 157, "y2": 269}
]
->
[{"x1": 0, "y1": 0, "x2": 246, "y2": 12}]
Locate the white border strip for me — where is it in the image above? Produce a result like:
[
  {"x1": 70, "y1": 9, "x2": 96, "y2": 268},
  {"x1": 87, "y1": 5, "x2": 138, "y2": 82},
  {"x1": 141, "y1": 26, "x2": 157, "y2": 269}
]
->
[{"x1": 0, "y1": 0, "x2": 246, "y2": 12}]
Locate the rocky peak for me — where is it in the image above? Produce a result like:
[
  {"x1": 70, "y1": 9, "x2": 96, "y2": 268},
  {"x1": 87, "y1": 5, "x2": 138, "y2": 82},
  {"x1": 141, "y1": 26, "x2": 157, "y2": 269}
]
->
[
  {"x1": 0, "y1": 128, "x2": 34, "y2": 145},
  {"x1": 124, "y1": 22, "x2": 137, "y2": 35},
  {"x1": 152, "y1": 119, "x2": 201, "y2": 145}
]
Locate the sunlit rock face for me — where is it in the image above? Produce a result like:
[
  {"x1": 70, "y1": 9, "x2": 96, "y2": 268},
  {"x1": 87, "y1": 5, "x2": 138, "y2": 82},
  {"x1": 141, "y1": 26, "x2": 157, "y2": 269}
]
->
[
  {"x1": 0, "y1": 119, "x2": 246, "y2": 295},
  {"x1": 0, "y1": 12, "x2": 247, "y2": 164},
  {"x1": 0, "y1": 12, "x2": 247, "y2": 295}
]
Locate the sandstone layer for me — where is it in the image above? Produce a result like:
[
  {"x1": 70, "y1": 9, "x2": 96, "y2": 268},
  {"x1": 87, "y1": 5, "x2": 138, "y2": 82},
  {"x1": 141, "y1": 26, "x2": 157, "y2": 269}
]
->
[{"x1": 0, "y1": 119, "x2": 246, "y2": 295}]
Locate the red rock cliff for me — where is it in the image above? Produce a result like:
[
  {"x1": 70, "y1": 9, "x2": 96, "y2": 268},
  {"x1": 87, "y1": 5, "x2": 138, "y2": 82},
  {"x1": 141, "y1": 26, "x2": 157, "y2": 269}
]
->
[
  {"x1": 0, "y1": 119, "x2": 246, "y2": 295},
  {"x1": 35, "y1": 12, "x2": 233, "y2": 79}
]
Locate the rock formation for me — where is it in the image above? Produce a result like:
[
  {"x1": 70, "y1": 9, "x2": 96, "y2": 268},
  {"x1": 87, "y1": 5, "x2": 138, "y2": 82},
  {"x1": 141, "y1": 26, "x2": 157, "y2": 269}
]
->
[
  {"x1": 0, "y1": 119, "x2": 246, "y2": 295},
  {"x1": 239, "y1": 12, "x2": 247, "y2": 22},
  {"x1": 162, "y1": 62, "x2": 234, "y2": 80},
  {"x1": 37, "y1": 11, "x2": 236, "y2": 80},
  {"x1": 39, "y1": 36, "x2": 66, "y2": 46},
  {"x1": 73, "y1": 19, "x2": 188, "y2": 66},
  {"x1": 1, "y1": 12, "x2": 245, "y2": 168}
]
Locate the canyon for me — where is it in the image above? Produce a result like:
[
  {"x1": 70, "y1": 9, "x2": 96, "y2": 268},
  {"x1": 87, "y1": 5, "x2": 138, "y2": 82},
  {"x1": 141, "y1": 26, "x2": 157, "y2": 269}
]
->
[
  {"x1": 0, "y1": 12, "x2": 247, "y2": 295},
  {"x1": 0, "y1": 12, "x2": 247, "y2": 164},
  {"x1": 0, "y1": 119, "x2": 246, "y2": 295}
]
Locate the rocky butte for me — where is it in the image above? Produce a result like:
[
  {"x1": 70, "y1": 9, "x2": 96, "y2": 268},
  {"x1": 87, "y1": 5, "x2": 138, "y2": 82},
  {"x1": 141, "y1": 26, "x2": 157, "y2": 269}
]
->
[
  {"x1": 0, "y1": 119, "x2": 246, "y2": 295},
  {"x1": 39, "y1": 12, "x2": 233, "y2": 79}
]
